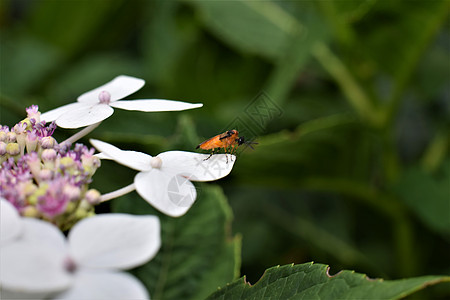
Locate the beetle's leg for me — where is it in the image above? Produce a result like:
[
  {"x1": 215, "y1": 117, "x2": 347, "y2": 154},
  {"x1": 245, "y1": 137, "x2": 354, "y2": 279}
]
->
[
  {"x1": 204, "y1": 149, "x2": 215, "y2": 161},
  {"x1": 230, "y1": 145, "x2": 236, "y2": 161},
  {"x1": 224, "y1": 147, "x2": 229, "y2": 164}
]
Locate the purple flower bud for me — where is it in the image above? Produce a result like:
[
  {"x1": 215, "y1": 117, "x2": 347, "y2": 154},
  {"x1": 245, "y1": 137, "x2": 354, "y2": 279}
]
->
[
  {"x1": 37, "y1": 179, "x2": 71, "y2": 218},
  {"x1": 40, "y1": 136, "x2": 57, "y2": 149},
  {"x1": 26, "y1": 105, "x2": 40, "y2": 123},
  {"x1": 42, "y1": 148, "x2": 57, "y2": 162},
  {"x1": 13, "y1": 122, "x2": 27, "y2": 135},
  {"x1": 98, "y1": 90, "x2": 111, "y2": 104},
  {"x1": 63, "y1": 184, "x2": 81, "y2": 201},
  {"x1": 25, "y1": 152, "x2": 42, "y2": 178},
  {"x1": 26, "y1": 130, "x2": 38, "y2": 153},
  {"x1": 6, "y1": 132, "x2": 16, "y2": 143},
  {"x1": 14, "y1": 123, "x2": 27, "y2": 154},
  {"x1": 39, "y1": 169, "x2": 53, "y2": 181},
  {"x1": 0, "y1": 141, "x2": 6, "y2": 156}
]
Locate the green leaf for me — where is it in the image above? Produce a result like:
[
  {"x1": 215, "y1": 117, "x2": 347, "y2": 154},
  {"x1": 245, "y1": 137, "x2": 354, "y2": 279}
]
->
[
  {"x1": 393, "y1": 161, "x2": 450, "y2": 236},
  {"x1": 186, "y1": 0, "x2": 300, "y2": 60},
  {"x1": 207, "y1": 263, "x2": 450, "y2": 300},
  {"x1": 113, "y1": 184, "x2": 241, "y2": 300}
]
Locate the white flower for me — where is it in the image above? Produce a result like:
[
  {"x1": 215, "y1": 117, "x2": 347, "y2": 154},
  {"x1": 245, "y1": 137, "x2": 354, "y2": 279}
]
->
[
  {"x1": 0, "y1": 203, "x2": 160, "y2": 300},
  {"x1": 90, "y1": 139, "x2": 235, "y2": 217},
  {"x1": 40, "y1": 75, "x2": 203, "y2": 128}
]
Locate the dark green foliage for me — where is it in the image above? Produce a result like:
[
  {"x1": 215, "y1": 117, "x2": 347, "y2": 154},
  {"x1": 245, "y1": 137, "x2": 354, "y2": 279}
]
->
[{"x1": 208, "y1": 263, "x2": 450, "y2": 300}]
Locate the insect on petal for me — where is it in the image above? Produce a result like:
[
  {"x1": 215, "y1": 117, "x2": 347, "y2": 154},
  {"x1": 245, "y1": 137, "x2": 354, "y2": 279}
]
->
[{"x1": 157, "y1": 151, "x2": 235, "y2": 182}]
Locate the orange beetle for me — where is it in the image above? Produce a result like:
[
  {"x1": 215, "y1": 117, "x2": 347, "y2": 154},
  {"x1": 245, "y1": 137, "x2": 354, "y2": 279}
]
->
[{"x1": 196, "y1": 129, "x2": 257, "y2": 161}]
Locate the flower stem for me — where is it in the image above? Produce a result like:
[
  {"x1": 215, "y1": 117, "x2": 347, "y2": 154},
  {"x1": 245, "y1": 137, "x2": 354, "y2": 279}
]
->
[
  {"x1": 61, "y1": 122, "x2": 101, "y2": 145},
  {"x1": 100, "y1": 183, "x2": 136, "y2": 202}
]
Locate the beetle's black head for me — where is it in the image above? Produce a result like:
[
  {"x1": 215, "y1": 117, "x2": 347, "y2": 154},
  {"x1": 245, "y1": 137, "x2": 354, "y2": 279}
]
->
[{"x1": 236, "y1": 136, "x2": 258, "y2": 149}]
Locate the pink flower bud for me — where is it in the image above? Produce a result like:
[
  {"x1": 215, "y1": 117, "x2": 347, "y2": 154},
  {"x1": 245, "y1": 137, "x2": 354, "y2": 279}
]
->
[
  {"x1": 84, "y1": 189, "x2": 101, "y2": 205},
  {"x1": 63, "y1": 185, "x2": 81, "y2": 201},
  {"x1": 0, "y1": 141, "x2": 6, "y2": 156},
  {"x1": 39, "y1": 169, "x2": 53, "y2": 181},
  {"x1": 6, "y1": 132, "x2": 16, "y2": 143},
  {"x1": 26, "y1": 131, "x2": 38, "y2": 153},
  {"x1": 98, "y1": 90, "x2": 111, "y2": 104}
]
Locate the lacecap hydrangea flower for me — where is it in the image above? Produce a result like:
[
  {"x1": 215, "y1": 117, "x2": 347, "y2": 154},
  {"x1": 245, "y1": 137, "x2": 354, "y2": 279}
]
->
[
  {"x1": 0, "y1": 106, "x2": 101, "y2": 230},
  {"x1": 40, "y1": 75, "x2": 203, "y2": 129}
]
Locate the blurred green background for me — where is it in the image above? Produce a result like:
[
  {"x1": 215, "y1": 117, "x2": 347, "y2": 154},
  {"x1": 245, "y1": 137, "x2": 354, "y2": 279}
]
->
[{"x1": 1, "y1": 0, "x2": 449, "y2": 297}]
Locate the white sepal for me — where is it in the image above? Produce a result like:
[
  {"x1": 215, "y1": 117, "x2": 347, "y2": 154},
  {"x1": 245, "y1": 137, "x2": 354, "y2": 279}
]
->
[
  {"x1": 68, "y1": 214, "x2": 161, "y2": 270},
  {"x1": 134, "y1": 171, "x2": 196, "y2": 217},
  {"x1": 55, "y1": 270, "x2": 149, "y2": 300},
  {"x1": 110, "y1": 99, "x2": 203, "y2": 112},
  {"x1": 55, "y1": 104, "x2": 114, "y2": 128},
  {"x1": 40, "y1": 102, "x2": 85, "y2": 123},
  {"x1": 20, "y1": 218, "x2": 67, "y2": 251},
  {"x1": 0, "y1": 198, "x2": 22, "y2": 245},
  {"x1": 0, "y1": 241, "x2": 71, "y2": 293},
  {"x1": 90, "y1": 139, "x2": 152, "y2": 171}
]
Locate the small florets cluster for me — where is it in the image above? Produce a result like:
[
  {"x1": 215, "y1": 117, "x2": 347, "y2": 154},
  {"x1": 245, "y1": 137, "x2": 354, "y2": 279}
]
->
[{"x1": 0, "y1": 106, "x2": 101, "y2": 230}]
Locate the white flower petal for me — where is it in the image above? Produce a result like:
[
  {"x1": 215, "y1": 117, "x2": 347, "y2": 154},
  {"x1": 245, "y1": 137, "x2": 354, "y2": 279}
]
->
[
  {"x1": 110, "y1": 99, "x2": 203, "y2": 112},
  {"x1": 90, "y1": 139, "x2": 152, "y2": 171},
  {"x1": 40, "y1": 102, "x2": 86, "y2": 123},
  {"x1": 0, "y1": 241, "x2": 71, "y2": 293},
  {"x1": 55, "y1": 270, "x2": 149, "y2": 300},
  {"x1": 77, "y1": 75, "x2": 145, "y2": 103},
  {"x1": 0, "y1": 289, "x2": 48, "y2": 300},
  {"x1": 158, "y1": 151, "x2": 235, "y2": 181},
  {"x1": 0, "y1": 198, "x2": 22, "y2": 245},
  {"x1": 95, "y1": 152, "x2": 113, "y2": 160},
  {"x1": 68, "y1": 214, "x2": 160, "y2": 270},
  {"x1": 55, "y1": 104, "x2": 114, "y2": 128},
  {"x1": 20, "y1": 218, "x2": 67, "y2": 251},
  {"x1": 134, "y1": 170, "x2": 196, "y2": 217}
]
